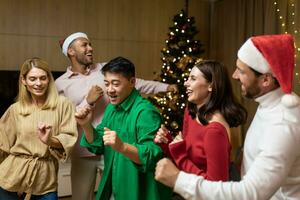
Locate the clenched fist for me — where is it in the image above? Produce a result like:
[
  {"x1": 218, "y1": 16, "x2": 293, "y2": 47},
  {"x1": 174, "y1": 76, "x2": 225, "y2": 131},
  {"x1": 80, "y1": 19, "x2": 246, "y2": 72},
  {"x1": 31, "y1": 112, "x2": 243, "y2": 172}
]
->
[{"x1": 86, "y1": 85, "x2": 104, "y2": 105}]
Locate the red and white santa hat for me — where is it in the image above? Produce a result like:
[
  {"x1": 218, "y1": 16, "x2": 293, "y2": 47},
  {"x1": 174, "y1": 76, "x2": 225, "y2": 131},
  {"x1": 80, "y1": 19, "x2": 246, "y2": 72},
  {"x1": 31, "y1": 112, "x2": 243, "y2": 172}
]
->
[
  {"x1": 59, "y1": 32, "x2": 88, "y2": 56},
  {"x1": 238, "y1": 34, "x2": 299, "y2": 107}
]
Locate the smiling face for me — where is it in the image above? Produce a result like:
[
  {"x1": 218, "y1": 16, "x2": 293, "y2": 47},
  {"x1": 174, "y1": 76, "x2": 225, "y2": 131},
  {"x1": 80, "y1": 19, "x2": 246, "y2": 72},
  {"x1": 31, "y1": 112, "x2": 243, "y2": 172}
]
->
[
  {"x1": 104, "y1": 72, "x2": 135, "y2": 105},
  {"x1": 22, "y1": 67, "x2": 49, "y2": 102},
  {"x1": 184, "y1": 66, "x2": 212, "y2": 107},
  {"x1": 69, "y1": 37, "x2": 93, "y2": 66},
  {"x1": 232, "y1": 59, "x2": 263, "y2": 99}
]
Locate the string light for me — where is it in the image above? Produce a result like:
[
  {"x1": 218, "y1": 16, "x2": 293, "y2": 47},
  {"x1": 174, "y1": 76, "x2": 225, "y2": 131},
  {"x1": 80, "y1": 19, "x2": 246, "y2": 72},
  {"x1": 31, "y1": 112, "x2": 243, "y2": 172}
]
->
[{"x1": 274, "y1": 0, "x2": 300, "y2": 87}]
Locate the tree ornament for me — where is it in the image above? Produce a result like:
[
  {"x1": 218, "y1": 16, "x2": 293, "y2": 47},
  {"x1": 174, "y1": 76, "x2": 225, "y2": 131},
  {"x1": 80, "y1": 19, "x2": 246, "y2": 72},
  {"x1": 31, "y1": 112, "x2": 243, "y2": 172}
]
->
[
  {"x1": 182, "y1": 24, "x2": 188, "y2": 30},
  {"x1": 171, "y1": 121, "x2": 179, "y2": 130},
  {"x1": 176, "y1": 56, "x2": 193, "y2": 70}
]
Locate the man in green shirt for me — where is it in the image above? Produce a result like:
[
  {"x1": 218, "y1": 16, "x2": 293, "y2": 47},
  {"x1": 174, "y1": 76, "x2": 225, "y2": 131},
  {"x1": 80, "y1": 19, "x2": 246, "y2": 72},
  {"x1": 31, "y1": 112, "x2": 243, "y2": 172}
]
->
[{"x1": 75, "y1": 56, "x2": 172, "y2": 200}]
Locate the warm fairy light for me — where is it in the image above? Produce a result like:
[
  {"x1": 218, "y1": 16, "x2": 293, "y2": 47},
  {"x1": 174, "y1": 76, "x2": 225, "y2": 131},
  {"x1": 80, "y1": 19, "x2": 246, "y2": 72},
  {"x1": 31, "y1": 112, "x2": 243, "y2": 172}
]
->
[{"x1": 274, "y1": 0, "x2": 299, "y2": 62}]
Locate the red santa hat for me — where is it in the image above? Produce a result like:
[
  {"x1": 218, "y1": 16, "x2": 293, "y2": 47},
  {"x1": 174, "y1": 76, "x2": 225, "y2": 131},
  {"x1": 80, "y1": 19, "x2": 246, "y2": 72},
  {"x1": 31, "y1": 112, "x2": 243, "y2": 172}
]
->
[
  {"x1": 238, "y1": 34, "x2": 299, "y2": 107},
  {"x1": 60, "y1": 32, "x2": 88, "y2": 56}
]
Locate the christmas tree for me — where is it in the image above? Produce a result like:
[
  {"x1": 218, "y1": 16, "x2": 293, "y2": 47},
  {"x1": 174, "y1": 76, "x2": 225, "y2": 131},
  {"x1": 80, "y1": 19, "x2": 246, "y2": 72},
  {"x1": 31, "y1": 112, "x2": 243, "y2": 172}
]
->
[{"x1": 149, "y1": 9, "x2": 204, "y2": 135}]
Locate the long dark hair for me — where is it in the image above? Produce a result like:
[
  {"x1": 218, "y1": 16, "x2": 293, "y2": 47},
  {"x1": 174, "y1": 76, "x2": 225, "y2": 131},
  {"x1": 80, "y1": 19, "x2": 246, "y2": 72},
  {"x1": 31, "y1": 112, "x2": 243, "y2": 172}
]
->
[{"x1": 188, "y1": 60, "x2": 247, "y2": 127}]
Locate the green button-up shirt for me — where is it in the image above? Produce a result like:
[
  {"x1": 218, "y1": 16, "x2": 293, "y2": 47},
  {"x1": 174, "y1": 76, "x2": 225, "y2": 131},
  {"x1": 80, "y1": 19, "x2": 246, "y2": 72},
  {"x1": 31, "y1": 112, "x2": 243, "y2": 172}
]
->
[{"x1": 81, "y1": 89, "x2": 172, "y2": 200}]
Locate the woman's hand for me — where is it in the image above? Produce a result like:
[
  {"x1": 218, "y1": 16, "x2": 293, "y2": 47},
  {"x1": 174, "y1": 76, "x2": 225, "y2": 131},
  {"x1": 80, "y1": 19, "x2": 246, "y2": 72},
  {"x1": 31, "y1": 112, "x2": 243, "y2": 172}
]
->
[
  {"x1": 37, "y1": 122, "x2": 52, "y2": 145},
  {"x1": 170, "y1": 131, "x2": 183, "y2": 144},
  {"x1": 154, "y1": 124, "x2": 170, "y2": 144}
]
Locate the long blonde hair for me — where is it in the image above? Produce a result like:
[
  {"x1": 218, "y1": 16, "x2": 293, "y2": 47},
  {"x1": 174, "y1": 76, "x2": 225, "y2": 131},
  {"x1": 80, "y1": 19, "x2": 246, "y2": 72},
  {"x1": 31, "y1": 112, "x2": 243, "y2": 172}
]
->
[{"x1": 17, "y1": 57, "x2": 58, "y2": 115}]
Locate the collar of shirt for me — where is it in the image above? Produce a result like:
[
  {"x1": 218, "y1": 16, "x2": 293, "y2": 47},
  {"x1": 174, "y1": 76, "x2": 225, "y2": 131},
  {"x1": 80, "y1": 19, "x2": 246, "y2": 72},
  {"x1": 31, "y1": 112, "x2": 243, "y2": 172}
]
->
[
  {"x1": 65, "y1": 65, "x2": 93, "y2": 78},
  {"x1": 114, "y1": 89, "x2": 139, "y2": 112},
  {"x1": 255, "y1": 88, "x2": 283, "y2": 108}
]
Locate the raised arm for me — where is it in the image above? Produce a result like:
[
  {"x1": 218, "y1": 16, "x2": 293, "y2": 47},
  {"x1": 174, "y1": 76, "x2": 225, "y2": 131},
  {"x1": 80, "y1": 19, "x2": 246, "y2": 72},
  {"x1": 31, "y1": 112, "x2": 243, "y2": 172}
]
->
[{"x1": 135, "y1": 78, "x2": 177, "y2": 94}]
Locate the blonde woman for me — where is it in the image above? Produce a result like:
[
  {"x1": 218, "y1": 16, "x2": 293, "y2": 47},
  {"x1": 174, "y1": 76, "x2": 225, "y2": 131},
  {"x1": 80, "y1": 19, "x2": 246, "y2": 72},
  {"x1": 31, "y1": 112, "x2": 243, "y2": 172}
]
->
[{"x1": 0, "y1": 58, "x2": 77, "y2": 200}]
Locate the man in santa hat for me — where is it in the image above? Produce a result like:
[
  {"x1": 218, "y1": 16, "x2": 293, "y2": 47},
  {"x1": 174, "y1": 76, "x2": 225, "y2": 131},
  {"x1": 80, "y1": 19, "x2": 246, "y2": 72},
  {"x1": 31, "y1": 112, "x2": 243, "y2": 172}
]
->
[
  {"x1": 155, "y1": 34, "x2": 300, "y2": 200},
  {"x1": 55, "y1": 32, "x2": 177, "y2": 200}
]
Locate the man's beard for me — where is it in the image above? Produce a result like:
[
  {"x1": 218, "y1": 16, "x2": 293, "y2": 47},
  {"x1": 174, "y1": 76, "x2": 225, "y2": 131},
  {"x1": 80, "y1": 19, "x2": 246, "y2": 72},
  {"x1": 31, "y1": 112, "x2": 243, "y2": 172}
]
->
[
  {"x1": 77, "y1": 55, "x2": 93, "y2": 67},
  {"x1": 242, "y1": 85, "x2": 261, "y2": 99}
]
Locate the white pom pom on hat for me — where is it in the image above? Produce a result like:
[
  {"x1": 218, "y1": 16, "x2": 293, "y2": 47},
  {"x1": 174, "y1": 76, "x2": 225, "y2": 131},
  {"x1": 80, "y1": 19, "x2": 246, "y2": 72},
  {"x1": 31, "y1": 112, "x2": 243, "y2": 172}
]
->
[
  {"x1": 238, "y1": 34, "x2": 299, "y2": 108},
  {"x1": 60, "y1": 32, "x2": 88, "y2": 56}
]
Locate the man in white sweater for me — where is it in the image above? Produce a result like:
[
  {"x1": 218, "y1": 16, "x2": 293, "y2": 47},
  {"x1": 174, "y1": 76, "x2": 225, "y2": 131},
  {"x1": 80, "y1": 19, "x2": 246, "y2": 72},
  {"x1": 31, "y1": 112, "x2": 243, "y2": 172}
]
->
[{"x1": 155, "y1": 34, "x2": 300, "y2": 200}]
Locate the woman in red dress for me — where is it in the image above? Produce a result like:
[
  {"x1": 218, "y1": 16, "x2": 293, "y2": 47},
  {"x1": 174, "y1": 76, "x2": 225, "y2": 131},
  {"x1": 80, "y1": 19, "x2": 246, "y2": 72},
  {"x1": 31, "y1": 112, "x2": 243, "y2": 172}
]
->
[{"x1": 155, "y1": 60, "x2": 247, "y2": 181}]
